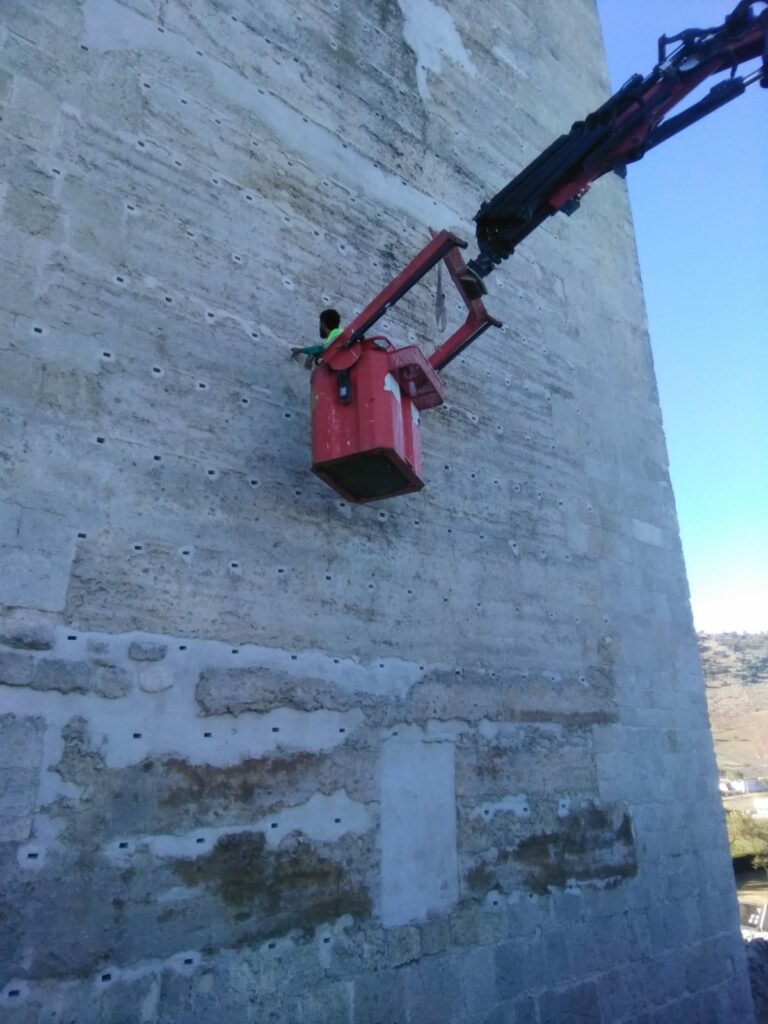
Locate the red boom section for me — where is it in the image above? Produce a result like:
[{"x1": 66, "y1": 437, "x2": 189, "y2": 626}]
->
[
  {"x1": 548, "y1": 20, "x2": 766, "y2": 212},
  {"x1": 321, "y1": 230, "x2": 501, "y2": 375}
]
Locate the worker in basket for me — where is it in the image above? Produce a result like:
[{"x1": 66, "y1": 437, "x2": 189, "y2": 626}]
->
[{"x1": 291, "y1": 308, "x2": 343, "y2": 369}]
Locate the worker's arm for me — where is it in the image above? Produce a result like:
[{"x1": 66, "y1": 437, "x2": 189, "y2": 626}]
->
[{"x1": 291, "y1": 343, "x2": 325, "y2": 357}]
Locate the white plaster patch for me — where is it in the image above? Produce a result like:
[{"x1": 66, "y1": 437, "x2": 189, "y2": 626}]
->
[
  {"x1": 81, "y1": 0, "x2": 459, "y2": 225},
  {"x1": 105, "y1": 790, "x2": 371, "y2": 862},
  {"x1": 471, "y1": 794, "x2": 531, "y2": 821},
  {"x1": 397, "y1": 0, "x2": 477, "y2": 100},
  {"x1": 379, "y1": 731, "x2": 458, "y2": 926},
  {"x1": 632, "y1": 518, "x2": 664, "y2": 547},
  {"x1": 0, "y1": 624, "x2": 422, "y2": 848}
]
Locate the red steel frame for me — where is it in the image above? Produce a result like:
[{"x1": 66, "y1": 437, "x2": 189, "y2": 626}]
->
[{"x1": 321, "y1": 230, "x2": 502, "y2": 376}]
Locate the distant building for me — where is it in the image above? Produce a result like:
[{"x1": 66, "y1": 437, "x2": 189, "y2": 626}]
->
[{"x1": 721, "y1": 777, "x2": 765, "y2": 795}]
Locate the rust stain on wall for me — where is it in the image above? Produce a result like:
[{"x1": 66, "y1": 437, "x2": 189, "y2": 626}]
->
[{"x1": 171, "y1": 832, "x2": 372, "y2": 936}]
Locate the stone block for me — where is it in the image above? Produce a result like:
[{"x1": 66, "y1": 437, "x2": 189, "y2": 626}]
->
[
  {"x1": 495, "y1": 938, "x2": 547, "y2": 1003},
  {"x1": 0, "y1": 650, "x2": 35, "y2": 688},
  {"x1": 461, "y1": 945, "x2": 497, "y2": 1016},
  {"x1": 537, "y1": 980, "x2": 600, "y2": 1024},
  {"x1": 0, "y1": 69, "x2": 12, "y2": 101},
  {"x1": 511, "y1": 996, "x2": 538, "y2": 1024},
  {"x1": 0, "y1": 657, "x2": 131, "y2": 698},
  {"x1": 0, "y1": 623, "x2": 54, "y2": 650},
  {"x1": 386, "y1": 925, "x2": 421, "y2": 967},
  {"x1": 128, "y1": 640, "x2": 167, "y2": 661},
  {"x1": 404, "y1": 954, "x2": 464, "y2": 1024},
  {"x1": 17, "y1": 506, "x2": 67, "y2": 553},
  {"x1": 2, "y1": 185, "x2": 62, "y2": 240},
  {"x1": 0, "y1": 500, "x2": 20, "y2": 544},
  {"x1": 0, "y1": 545, "x2": 73, "y2": 612},
  {"x1": 420, "y1": 917, "x2": 451, "y2": 956},
  {"x1": 0, "y1": 713, "x2": 44, "y2": 769},
  {"x1": 299, "y1": 980, "x2": 352, "y2": 1023},
  {"x1": 0, "y1": 714, "x2": 44, "y2": 841},
  {"x1": 353, "y1": 969, "x2": 407, "y2": 1024}
]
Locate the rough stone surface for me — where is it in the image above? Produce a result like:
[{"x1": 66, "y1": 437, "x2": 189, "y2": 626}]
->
[
  {"x1": 0, "y1": 0, "x2": 754, "y2": 1022},
  {"x1": 128, "y1": 640, "x2": 168, "y2": 662}
]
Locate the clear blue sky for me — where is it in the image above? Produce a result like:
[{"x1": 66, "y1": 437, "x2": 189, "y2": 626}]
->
[{"x1": 597, "y1": 1, "x2": 768, "y2": 633}]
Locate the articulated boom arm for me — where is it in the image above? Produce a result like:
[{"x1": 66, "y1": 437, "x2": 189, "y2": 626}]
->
[
  {"x1": 468, "y1": 0, "x2": 768, "y2": 280},
  {"x1": 322, "y1": 1, "x2": 766, "y2": 380}
]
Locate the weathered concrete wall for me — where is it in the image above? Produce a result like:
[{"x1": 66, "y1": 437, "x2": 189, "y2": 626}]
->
[{"x1": 0, "y1": 0, "x2": 753, "y2": 1021}]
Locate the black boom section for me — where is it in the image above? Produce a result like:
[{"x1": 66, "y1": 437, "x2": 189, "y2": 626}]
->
[{"x1": 467, "y1": 74, "x2": 651, "y2": 278}]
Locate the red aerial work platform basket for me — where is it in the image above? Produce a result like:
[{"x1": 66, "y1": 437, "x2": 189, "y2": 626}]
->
[
  {"x1": 311, "y1": 340, "x2": 443, "y2": 503},
  {"x1": 309, "y1": 230, "x2": 501, "y2": 503}
]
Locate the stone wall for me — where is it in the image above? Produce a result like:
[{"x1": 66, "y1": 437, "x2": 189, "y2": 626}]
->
[{"x1": 0, "y1": 0, "x2": 754, "y2": 1021}]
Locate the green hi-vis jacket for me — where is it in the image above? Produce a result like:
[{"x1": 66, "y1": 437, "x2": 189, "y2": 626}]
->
[{"x1": 299, "y1": 327, "x2": 343, "y2": 357}]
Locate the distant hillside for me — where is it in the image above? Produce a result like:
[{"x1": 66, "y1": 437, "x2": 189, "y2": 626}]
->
[{"x1": 700, "y1": 633, "x2": 768, "y2": 776}]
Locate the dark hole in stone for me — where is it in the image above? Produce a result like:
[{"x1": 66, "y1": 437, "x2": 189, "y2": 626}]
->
[
  {"x1": 270, "y1": 823, "x2": 278, "y2": 829},
  {"x1": 323, "y1": 937, "x2": 330, "y2": 943},
  {"x1": 27, "y1": 852, "x2": 39, "y2": 859},
  {"x1": 97, "y1": 436, "x2": 105, "y2": 443},
  {"x1": 67, "y1": 635, "x2": 77, "y2": 640},
  {"x1": 8, "y1": 990, "x2": 20, "y2": 997},
  {"x1": 153, "y1": 455, "x2": 161, "y2": 461},
  {"x1": 119, "y1": 842, "x2": 128, "y2": 849},
  {"x1": 334, "y1": 818, "x2": 341, "y2": 824},
  {"x1": 271, "y1": 727, "x2": 279, "y2": 733},
  {"x1": 179, "y1": 645, "x2": 187, "y2": 651},
  {"x1": 101, "y1": 973, "x2": 112, "y2": 982},
  {"x1": 268, "y1": 942, "x2": 276, "y2": 949},
  {"x1": 291, "y1": 654, "x2": 297, "y2": 660},
  {"x1": 133, "y1": 733, "x2": 141, "y2": 739},
  {"x1": 196, "y1": 837, "x2": 205, "y2": 844},
  {"x1": 204, "y1": 732, "x2": 212, "y2": 738},
  {"x1": 339, "y1": 728, "x2": 345, "y2": 733},
  {"x1": 184, "y1": 957, "x2": 193, "y2": 964},
  {"x1": 33, "y1": 326, "x2": 43, "y2": 334}
]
